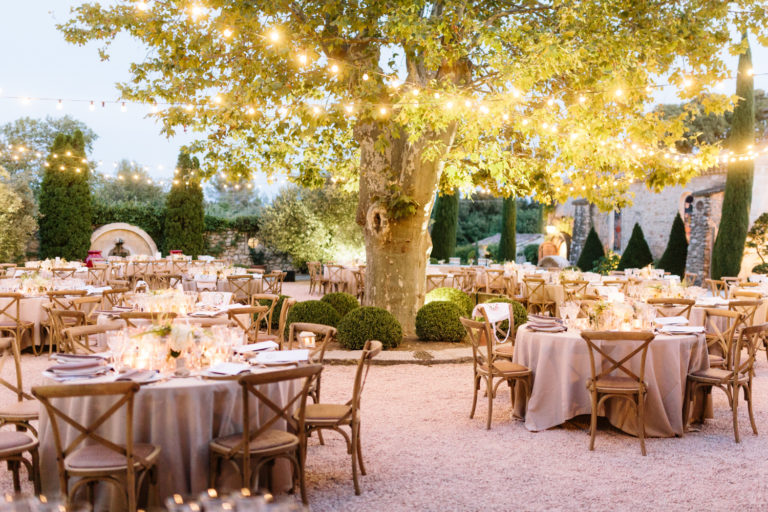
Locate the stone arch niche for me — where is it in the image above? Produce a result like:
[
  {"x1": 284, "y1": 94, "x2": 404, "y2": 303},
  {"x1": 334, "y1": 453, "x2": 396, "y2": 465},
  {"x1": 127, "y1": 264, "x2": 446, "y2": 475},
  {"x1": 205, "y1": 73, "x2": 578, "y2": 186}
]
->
[{"x1": 90, "y1": 223, "x2": 158, "y2": 258}]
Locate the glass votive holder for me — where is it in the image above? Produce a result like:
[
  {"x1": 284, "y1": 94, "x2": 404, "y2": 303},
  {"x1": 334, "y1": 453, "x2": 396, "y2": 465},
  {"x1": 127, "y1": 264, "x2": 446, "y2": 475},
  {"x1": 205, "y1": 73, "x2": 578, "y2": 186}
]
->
[{"x1": 165, "y1": 493, "x2": 201, "y2": 512}]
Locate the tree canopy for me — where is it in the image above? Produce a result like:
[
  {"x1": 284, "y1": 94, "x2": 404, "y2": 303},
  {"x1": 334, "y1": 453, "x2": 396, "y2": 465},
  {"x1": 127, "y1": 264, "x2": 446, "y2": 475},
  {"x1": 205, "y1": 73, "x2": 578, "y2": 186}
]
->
[{"x1": 91, "y1": 159, "x2": 166, "y2": 207}]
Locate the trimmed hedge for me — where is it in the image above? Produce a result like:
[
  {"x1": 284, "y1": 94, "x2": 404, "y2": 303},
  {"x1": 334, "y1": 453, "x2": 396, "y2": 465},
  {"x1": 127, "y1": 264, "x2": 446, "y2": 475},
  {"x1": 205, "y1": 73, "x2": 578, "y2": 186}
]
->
[
  {"x1": 284, "y1": 300, "x2": 341, "y2": 337},
  {"x1": 258, "y1": 294, "x2": 290, "y2": 329},
  {"x1": 337, "y1": 306, "x2": 403, "y2": 350},
  {"x1": 415, "y1": 301, "x2": 465, "y2": 342},
  {"x1": 577, "y1": 227, "x2": 605, "y2": 271},
  {"x1": 321, "y1": 292, "x2": 360, "y2": 318},
  {"x1": 425, "y1": 287, "x2": 473, "y2": 316},
  {"x1": 657, "y1": 214, "x2": 688, "y2": 277},
  {"x1": 483, "y1": 298, "x2": 528, "y2": 332},
  {"x1": 617, "y1": 223, "x2": 654, "y2": 271}
]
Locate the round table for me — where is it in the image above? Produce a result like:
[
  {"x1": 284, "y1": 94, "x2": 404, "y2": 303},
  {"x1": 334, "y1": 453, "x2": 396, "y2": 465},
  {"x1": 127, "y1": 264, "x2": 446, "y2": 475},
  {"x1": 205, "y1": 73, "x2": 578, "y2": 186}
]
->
[
  {"x1": 513, "y1": 326, "x2": 709, "y2": 437},
  {"x1": 38, "y1": 375, "x2": 295, "y2": 510}
]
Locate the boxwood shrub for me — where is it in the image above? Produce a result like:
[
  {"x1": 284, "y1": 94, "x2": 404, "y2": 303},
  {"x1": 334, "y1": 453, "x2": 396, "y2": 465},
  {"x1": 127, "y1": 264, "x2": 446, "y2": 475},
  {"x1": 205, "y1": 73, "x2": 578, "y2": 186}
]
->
[
  {"x1": 321, "y1": 292, "x2": 360, "y2": 318},
  {"x1": 337, "y1": 306, "x2": 403, "y2": 350},
  {"x1": 415, "y1": 301, "x2": 465, "y2": 342},
  {"x1": 425, "y1": 287, "x2": 473, "y2": 316},
  {"x1": 284, "y1": 300, "x2": 341, "y2": 337},
  {"x1": 258, "y1": 294, "x2": 290, "y2": 329}
]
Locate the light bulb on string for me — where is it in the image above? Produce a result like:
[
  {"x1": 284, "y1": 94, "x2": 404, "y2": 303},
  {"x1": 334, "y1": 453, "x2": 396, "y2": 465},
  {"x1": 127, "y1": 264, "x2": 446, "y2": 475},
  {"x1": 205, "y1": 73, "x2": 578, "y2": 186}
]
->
[
  {"x1": 329, "y1": 63, "x2": 339, "y2": 74},
  {"x1": 268, "y1": 29, "x2": 280, "y2": 43},
  {"x1": 56, "y1": 100, "x2": 63, "y2": 110},
  {"x1": 120, "y1": 102, "x2": 127, "y2": 112},
  {"x1": 362, "y1": 73, "x2": 369, "y2": 81},
  {"x1": 221, "y1": 28, "x2": 233, "y2": 38},
  {"x1": 297, "y1": 54, "x2": 308, "y2": 65},
  {"x1": 89, "y1": 101, "x2": 95, "y2": 111}
]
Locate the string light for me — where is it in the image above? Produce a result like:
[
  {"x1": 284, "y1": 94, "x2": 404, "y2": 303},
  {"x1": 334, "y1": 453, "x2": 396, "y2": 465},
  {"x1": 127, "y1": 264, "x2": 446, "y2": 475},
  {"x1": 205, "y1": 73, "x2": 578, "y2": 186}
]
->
[
  {"x1": 297, "y1": 54, "x2": 308, "y2": 65},
  {"x1": 221, "y1": 28, "x2": 233, "y2": 38},
  {"x1": 136, "y1": 1, "x2": 148, "y2": 11},
  {"x1": 56, "y1": 100, "x2": 63, "y2": 110},
  {"x1": 268, "y1": 29, "x2": 280, "y2": 43}
]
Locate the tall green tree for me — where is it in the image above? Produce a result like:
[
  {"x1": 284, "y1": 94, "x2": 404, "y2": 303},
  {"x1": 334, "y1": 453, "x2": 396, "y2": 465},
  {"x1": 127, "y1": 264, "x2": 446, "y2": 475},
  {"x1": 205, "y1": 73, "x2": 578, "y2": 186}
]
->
[
  {"x1": 163, "y1": 152, "x2": 205, "y2": 257},
  {"x1": 498, "y1": 196, "x2": 517, "y2": 262},
  {"x1": 0, "y1": 168, "x2": 36, "y2": 262},
  {"x1": 657, "y1": 214, "x2": 689, "y2": 277},
  {"x1": 711, "y1": 36, "x2": 755, "y2": 279},
  {"x1": 430, "y1": 191, "x2": 458, "y2": 261},
  {"x1": 61, "y1": 2, "x2": 765, "y2": 331},
  {"x1": 618, "y1": 223, "x2": 654, "y2": 271},
  {"x1": 92, "y1": 160, "x2": 166, "y2": 208},
  {"x1": 576, "y1": 228, "x2": 605, "y2": 271},
  {"x1": 38, "y1": 131, "x2": 93, "y2": 260}
]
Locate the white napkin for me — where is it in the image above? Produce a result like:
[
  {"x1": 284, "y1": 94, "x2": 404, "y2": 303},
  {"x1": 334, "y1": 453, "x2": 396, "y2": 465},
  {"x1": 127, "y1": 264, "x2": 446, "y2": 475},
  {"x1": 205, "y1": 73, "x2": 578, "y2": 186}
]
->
[
  {"x1": 654, "y1": 316, "x2": 689, "y2": 326},
  {"x1": 235, "y1": 341, "x2": 279, "y2": 354},
  {"x1": 659, "y1": 325, "x2": 706, "y2": 334},
  {"x1": 206, "y1": 362, "x2": 251, "y2": 376},
  {"x1": 253, "y1": 350, "x2": 309, "y2": 364}
]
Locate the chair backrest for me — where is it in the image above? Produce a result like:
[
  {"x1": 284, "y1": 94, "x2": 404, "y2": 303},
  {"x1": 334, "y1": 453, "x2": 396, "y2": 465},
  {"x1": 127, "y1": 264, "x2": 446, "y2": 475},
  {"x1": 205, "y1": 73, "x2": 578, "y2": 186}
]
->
[
  {"x1": 683, "y1": 272, "x2": 699, "y2": 287},
  {"x1": 49, "y1": 309, "x2": 87, "y2": 352},
  {"x1": 171, "y1": 260, "x2": 189, "y2": 275},
  {"x1": 253, "y1": 293, "x2": 279, "y2": 332},
  {"x1": 477, "y1": 303, "x2": 515, "y2": 344},
  {"x1": 70, "y1": 296, "x2": 103, "y2": 324},
  {"x1": 227, "y1": 275, "x2": 254, "y2": 303},
  {"x1": 562, "y1": 279, "x2": 589, "y2": 301},
  {"x1": 0, "y1": 336, "x2": 31, "y2": 404},
  {"x1": 62, "y1": 322, "x2": 124, "y2": 354},
  {"x1": 46, "y1": 290, "x2": 88, "y2": 311},
  {"x1": 705, "y1": 279, "x2": 727, "y2": 298},
  {"x1": 87, "y1": 265, "x2": 108, "y2": 285},
  {"x1": 350, "y1": 340, "x2": 382, "y2": 414},
  {"x1": 352, "y1": 269, "x2": 365, "y2": 294},
  {"x1": 199, "y1": 291, "x2": 234, "y2": 306},
  {"x1": 32, "y1": 382, "x2": 145, "y2": 509},
  {"x1": 262, "y1": 271, "x2": 285, "y2": 294},
  {"x1": 120, "y1": 311, "x2": 178, "y2": 328},
  {"x1": 0, "y1": 292, "x2": 24, "y2": 326},
  {"x1": 702, "y1": 308, "x2": 742, "y2": 363},
  {"x1": 728, "y1": 300, "x2": 762, "y2": 330},
  {"x1": 102, "y1": 288, "x2": 130, "y2": 309},
  {"x1": 731, "y1": 289, "x2": 762, "y2": 300},
  {"x1": 52, "y1": 268, "x2": 77, "y2": 280},
  {"x1": 426, "y1": 274, "x2": 447, "y2": 290},
  {"x1": 326, "y1": 265, "x2": 344, "y2": 282},
  {"x1": 602, "y1": 279, "x2": 628, "y2": 293},
  {"x1": 287, "y1": 322, "x2": 337, "y2": 363},
  {"x1": 227, "y1": 306, "x2": 270, "y2": 342},
  {"x1": 277, "y1": 298, "x2": 297, "y2": 349},
  {"x1": 580, "y1": 331, "x2": 655, "y2": 387},
  {"x1": 646, "y1": 298, "x2": 695, "y2": 319},
  {"x1": 729, "y1": 323, "x2": 768, "y2": 383},
  {"x1": 523, "y1": 278, "x2": 547, "y2": 301},
  {"x1": 236, "y1": 364, "x2": 322, "y2": 487},
  {"x1": 460, "y1": 317, "x2": 492, "y2": 372},
  {"x1": 307, "y1": 262, "x2": 321, "y2": 280}
]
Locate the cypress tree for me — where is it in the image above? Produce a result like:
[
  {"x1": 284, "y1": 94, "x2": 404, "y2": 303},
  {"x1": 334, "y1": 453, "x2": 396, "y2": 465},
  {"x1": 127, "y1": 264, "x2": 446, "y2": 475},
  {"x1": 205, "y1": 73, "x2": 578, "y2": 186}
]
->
[
  {"x1": 497, "y1": 196, "x2": 517, "y2": 261},
  {"x1": 617, "y1": 223, "x2": 654, "y2": 270},
  {"x1": 430, "y1": 190, "x2": 458, "y2": 260},
  {"x1": 38, "y1": 131, "x2": 92, "y2": 260},
  {"x1": 711, "y1": 36, "x2": 755, "y2": 279},
  {"x1": 163, "y1": 152, "x2": 205, "y2": 257},
  {"x1": 576, "y1": 227, "x2": 605, "y2": 271},
  {"x1": 657, "y1": 214, "x2": 688, "y2": 277}
]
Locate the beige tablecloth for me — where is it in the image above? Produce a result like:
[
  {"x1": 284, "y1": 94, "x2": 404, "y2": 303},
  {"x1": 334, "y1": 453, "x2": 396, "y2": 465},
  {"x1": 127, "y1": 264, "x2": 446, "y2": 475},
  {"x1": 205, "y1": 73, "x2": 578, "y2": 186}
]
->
[
  {"x1": 513, "y1": 327, "x2": 709, "y2": 437},
  {"x1": 182, "y1": 277, "x2": 262, "y2": 295},
  {"x1": 0, "y1": 295, "x2": 47, "y2": 349},
  {"x1": 38, "y1": 376, "x2": 295, "y2": 510},
  {"x1": 322, "y1": 266, "x2": 357, "y2": 293}
]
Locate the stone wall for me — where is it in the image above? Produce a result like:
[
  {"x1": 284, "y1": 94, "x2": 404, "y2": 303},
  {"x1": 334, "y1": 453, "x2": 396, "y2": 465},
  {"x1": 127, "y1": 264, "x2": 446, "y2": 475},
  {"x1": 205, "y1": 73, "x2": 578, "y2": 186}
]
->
[
  {"x1": 203, "y1": 229, "x2": 295, "y2": 271},
  {"x1": 684, "y1": 188, "x2": 724, "y2": 282}
]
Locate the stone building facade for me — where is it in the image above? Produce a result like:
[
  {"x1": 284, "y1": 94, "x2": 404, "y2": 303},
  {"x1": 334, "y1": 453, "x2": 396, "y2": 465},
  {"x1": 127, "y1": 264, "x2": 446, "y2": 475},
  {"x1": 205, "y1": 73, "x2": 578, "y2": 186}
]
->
[{"x1": 558, "y1": 155, "x2": 768, "y2": 279}]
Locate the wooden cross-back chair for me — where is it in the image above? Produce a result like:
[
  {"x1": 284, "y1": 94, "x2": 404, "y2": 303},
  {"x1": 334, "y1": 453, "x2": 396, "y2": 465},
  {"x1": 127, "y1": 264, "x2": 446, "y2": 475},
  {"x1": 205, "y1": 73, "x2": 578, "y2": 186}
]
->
[
  {"x1": 102, "y1": 288, "x2": 130, "y2": 309},
  {"x1": 0, "y1": 293, "x2": 34, "y2": 356},
  {"x1": 0, "y1": 336, "x2": 38, "y2": 437},
  {"x1": 259, "y1": 298, "x2": 297, "y2": 349},
  {"x1": 227, "y1": 306, "x2": 270, "y2": 343},
  {"x1": 262, "y1": 271, "x2": 285, "y2": 295},
  {"x1": 170, "y1": 259, "x2": 189, "y2": 275},
  {"x1": 476, "y1": 302, "x2": 517, "y2": 360},
  {"x1": 301, "y1": 340, "x2": 382, "y2": 495},
  {"x1": 425, "y1": 274, "x2": 447, "y2": 293},
  {"x1": 227, "y1": 275, "x2": 254, "y2": 304},
  {"x1": 52, "y1": 268, "x2": 78, "y2": 280},
  {"x1": 119, "y1": 312, "x2": 178, "y2": 329},
  {"x1": 108, "y1": 261, "x2": 128, "y2": 281},
  {"x1": 307, "y1": 262, "x2": 322, "y2": 295},
  {"x1": 456, "y1": 269, "x2": 478, "y2": 295},
  {"x1": 71, "y1": 296, "x2": 103, "y2": 326},
  {"x1": 460, "y1": 318, "x2": 532, "y2": 430},
  {"x1": 522, "y1": 278, "x2": 555, "y2": 315},
  {"x1": 731, "y1": 289, "x2": 762, "y2": 300},
  {"x1": 323, "y1": 265, "x2": 344, "y2": 294},
  {"x1": 722, "y1": 276, "x2": 741, "y2": 293},
  {"x1": 61, "y1": 322, "x2": 123, "y2": 355},
  {"x1": 646, "y1": 298, "x2": 695, "y2": 319},
  {"x1": 701, "y1": 308, "x2": 742, "y2": 369},
  {"x1": 580, "y1": 330, "x2": 656, "y2": 456},
  {"x1": 286, "y1": 323, "x2": 338, "y2": 414},
  {"x1": 39, "y1": 290, "x2": 88, "y2": 355},
  {"x1": 351, "y1": 269, "x2": 365, "y2": 301},
  {"x1": 483, "y1": 269, "x2": 507, "y2": 294},
  {"x1": 148, "y1": 273, "x2": 182, "y2": 291},
  {"x1": 602, "y1": 279, "x2": 628, "y2": 294},
  {"x1": 683, "y1": 272, "x2": 699, "y2": 287},
  {"x1": 48, "y1": 309, "x2": 87, "y2": 356},
  {"x1": 705, "y1": 279, "x2": 728, "y2": 298},
  {"x1": 208, "y1": 364, "x2": 322, "y2": 504},
  {"x1": 33, "y1": 381, "x2": 161, "y2": 510},
  {"x1": 130, "y1": 261, "x2": 152, "y2": 282},
  {"x1": 684, "y1": 323, "x2": 768, "y2": 443},
  {"x1": 728, "y1": 299, "x2": 762, "y2": 334},
  {"x1": 86, "y1": 265, "x2": 108, "y2": 286},
  {"x1": 562, "y1": 279, "x2": 589, "y2": 301},
  {"x1": 252, "y1": 294, "x2": 279, "y2": 334}
]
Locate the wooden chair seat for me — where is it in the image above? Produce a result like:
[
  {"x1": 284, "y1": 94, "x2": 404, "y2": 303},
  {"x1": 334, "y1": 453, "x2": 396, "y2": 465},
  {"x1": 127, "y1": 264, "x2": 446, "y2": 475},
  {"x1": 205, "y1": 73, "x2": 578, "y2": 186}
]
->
[
  {"x1": 303, "y1": 403, "x2": 354, "y2": 424},
  {"x1": 210, "y1": 430, "x2": 298, "y2": 455},
  {"x1": 0, "y1": 400, "x2": 39, "y2": 421},
  {"x1": 0, "y1": 320, "x2": 33, "y2": 329},
  {"x1": 592, "y1": 376, "x2": 644, "y2": 393},
  {"x1": 480, "y1": 360, "x2": 531, "y2": 376},
  {"x1": 0, "y1": 431, "x2": 37, "y2": 457},
  {"x1": 493, "y1": 344, "x2": 515, "y2": 359},
  {"x1": 65, "y1": 443, "x2": 161, "y2": 473},
  {"x1": 688, "y1": 367, "x2": 748, "y2": 384},
  {"x1": 709, "y1": 354, "x2": 725, "y2": 368}
]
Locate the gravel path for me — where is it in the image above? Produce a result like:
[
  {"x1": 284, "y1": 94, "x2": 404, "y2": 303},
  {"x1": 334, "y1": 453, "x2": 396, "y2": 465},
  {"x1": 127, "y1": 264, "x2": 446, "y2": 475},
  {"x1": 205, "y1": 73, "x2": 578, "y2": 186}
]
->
[{"x1": 4, "y1": 353, "x2": 768, "y2": 510}]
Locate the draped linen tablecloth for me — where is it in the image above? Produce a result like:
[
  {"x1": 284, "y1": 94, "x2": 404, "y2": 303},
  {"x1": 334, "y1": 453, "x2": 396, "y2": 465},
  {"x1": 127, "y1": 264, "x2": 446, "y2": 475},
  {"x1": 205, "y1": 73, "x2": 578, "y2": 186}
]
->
[
  {"x1": 322, "y1": 266, "x2": 358, "y2": 293},
  {"x1": 182, "y1": 277, "x2": 262, "y2": 295},
  {"x1": 513, "y1": 327, "x2": 709, "y2": 437},
  {"x1": 38, "y1": 376, "x2": 296, "y2": 510},
  {"x1": 0, "y1": 295, "x2": 47, "y2": 349},
  {"x1": 689, "y1": 301, "x2": 768, "y2": 332}
]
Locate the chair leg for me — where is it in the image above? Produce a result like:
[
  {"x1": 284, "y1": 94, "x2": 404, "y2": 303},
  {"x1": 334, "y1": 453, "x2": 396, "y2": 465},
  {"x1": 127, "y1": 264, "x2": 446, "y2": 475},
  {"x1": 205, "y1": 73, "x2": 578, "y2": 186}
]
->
[
  {"x1": 470, "y1": 375, "x2": 479, "y2": 419},
  {"x1": 356, "y1": 424, "x2": 366, "y2": 476},
  {"x1": 681, "y1": 380, "x2": 691, "y2": 433},
  {"x1": 638, "y1": 394, "x2": 647, "y2": 456},
  {"x1": 732, "y1": 386, "x2": 741, "y2": 443},
  {"x1": 351, "y1": 424, "x2": 361, "y2": 495},
  {"x1": 208, "y1": 453, "x2": 218, "y2": 489},
  {"x1": 486, "y1": 376, "x2": 493, "y2": 430},
  {"x1": 589, "y1": 392, "x2": 598, "y2": 451},
  {"x1": 31, "y1": 448, "x2": 41, "y2": 495},
  {"x1": 746, "y1": 384, "x2": 758, "y2": 435},
  {"x1": 10, "y1": 460, "x2": 21, "y2": 492},
  {"x1": 317, "y1": 429, "x2": 325, "y2": 446}
]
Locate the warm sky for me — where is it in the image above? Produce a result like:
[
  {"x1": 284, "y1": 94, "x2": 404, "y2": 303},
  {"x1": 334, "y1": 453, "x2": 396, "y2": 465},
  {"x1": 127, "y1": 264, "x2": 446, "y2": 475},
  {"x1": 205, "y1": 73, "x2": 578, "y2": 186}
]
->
[{"x1": 1, "y1": 1, "x2": 766, "y2": 196}]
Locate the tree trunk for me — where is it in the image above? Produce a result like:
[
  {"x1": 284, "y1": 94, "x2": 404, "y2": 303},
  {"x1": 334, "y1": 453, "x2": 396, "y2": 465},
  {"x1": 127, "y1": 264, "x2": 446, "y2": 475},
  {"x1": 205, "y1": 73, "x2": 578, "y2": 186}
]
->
[{"x1": 355, "y1": 122, "x2": 456, "y2": 334}]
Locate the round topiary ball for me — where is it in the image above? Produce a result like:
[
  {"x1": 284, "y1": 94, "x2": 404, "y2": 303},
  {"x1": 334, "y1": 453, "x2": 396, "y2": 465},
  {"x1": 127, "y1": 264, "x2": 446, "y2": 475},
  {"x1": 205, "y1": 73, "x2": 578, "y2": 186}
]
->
[
  {"x1": 484, "y1": 298, "x2": 528, "y2": 331},
  {"x1": 285, "y1": 300, "x2": 341, "y2": 336},
  {"x1": 425, "y1": 287, "x2": 473, "y2": 316},
  {"x1": 415, "y1": 301, "x2": 465, "y2": 342},
  {"x1": 337, "y1": 306, "x2": 403, "y2": 350},
  {"x1": 321, "y1": 292, "x2": 360, "y2": 318}
]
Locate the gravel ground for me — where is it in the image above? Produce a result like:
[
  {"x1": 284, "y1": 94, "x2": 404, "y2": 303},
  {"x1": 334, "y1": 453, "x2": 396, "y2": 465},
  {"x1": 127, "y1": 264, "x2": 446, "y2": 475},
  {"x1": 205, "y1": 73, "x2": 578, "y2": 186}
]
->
[{"x1": 5, "y1": 351, "x2": 768, "y2": 511}]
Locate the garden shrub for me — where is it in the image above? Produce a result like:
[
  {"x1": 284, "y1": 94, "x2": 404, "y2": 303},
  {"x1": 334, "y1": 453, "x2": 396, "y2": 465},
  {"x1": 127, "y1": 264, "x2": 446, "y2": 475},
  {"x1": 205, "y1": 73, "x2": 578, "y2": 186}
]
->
[
  {"x1": 617, "y1": 223, "x2": 654, "y2": 270},
  {"x1": 284, "y1": 300, "x2": 341, "y2": 335},
  {"x1": 337, "y1": 306, "x2": 403, "y2": 350},
  {"x1": 164, "y1": 152, "x2": 205, "y2": 256},
  {"x1": 576, "y1": 228, "x2": 605, "y2": 271},
  {"x1": 657, "y1": 214, "x2": 688, "y2": 277},
  {"x1": 523, "y1": 243, "x2": 540, "y2": 264},
  {"x1": 431, "y1": 191, "x2": 459, "y2": 261},
  {"x1": 453, "y1": 243, "x2": 477, "y2": 264},
  {"x1": 753, "y1": 263, "x2": 768, "y2": 274},
  {"x1": 258, "y1": 294, "x2": 290, "y2": 329},
  {"x1": 482, "y1": 297, "x2": 528, "y2": 332},
  {"x1": 425, "y1": 287, "x2": 473, "y2": 316},
  {"x1": 415, "y1": 301, "x2": 465, "y2": 342},
  {"x1": 321, "y1": 292, "x2": 360, "y2": 318}
]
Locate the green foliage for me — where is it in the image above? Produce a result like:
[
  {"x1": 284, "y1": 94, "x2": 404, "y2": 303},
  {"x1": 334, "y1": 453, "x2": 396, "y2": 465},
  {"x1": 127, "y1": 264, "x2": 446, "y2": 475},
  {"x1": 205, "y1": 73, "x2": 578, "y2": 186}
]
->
[
  {"x1": 517, "y1": 200, "x2": 544, "y2": 234},
  {"x1": 249, "y1": 247, "x2": 266, "y2": 266},
  {"x1": 712, "y1": 38, "x2": 755, "y2": 280},
  {"x1": 258, "y1": 295, "x2": 290, "y2": 329},
  {"x1": 577, "y1": 228, "x2": 605, "y2": 271},
  {"x1": 91, "y1": 160, "x2": 165, "y2": 208},
  {"x1": 205, "y1": 174, "x2": 264, "y2": 218},
  {"x1": 425, "y1": 287, "x2": 473, "y2": 316},
  {"x1": 746, "y1": 213, "x2": 768, "y2": 264},
  {"x1": 752, "y1": 263, "x2": 768, "y2": 274},
  {"x1": 454, "y1": 244, "x2": 478, "y2": 264},
  {"x1": 523, "y1": 244, "x2": 540, "y2": 264},
  {"x1": 203, "y1": 214, "x2": 259, "y2": 233},
  {"x1": 594, "y1": 251, "x2": 621, "y2": 275},
  {"x1": 285, "y1": 301, "x2": 341, "y2": 334},
  {"x1": 415, "y1": 301, "x2": 465, "y2": 342},
  {"x1": 430, "y1": 191, "x2": 458, "y2": 261},
  {"x1": 498, "y1": 197, "x2": 517, "y2": 262},
  {"x1": 321, "y1": 292, "x2": 360, "y2": 318},
  {"x1": 482, "y1": 297, "x2": 528, "y2": 332},
  {"x1": 92, "y1": 201, "x2": 166, "y2": 250},
  {"x1": 0, "y1": 171, "x2": 36, "y2": 262},
  {"x1": 455, "y1": 197, "x2": 542, "y2": 246},
  {"x1": 337, "y1": 306, "x2": 403, "y2": 350},
  {"x1": 618, "y1": 223, "x2": 654, "y2": 270},
  {"x1": 38, "y1": 131, "x2": 92, "y2": 260},
  {"x1": 657, "y1": 214, "x2": 689, "y2": 277},
  {"x1": 259, "y1": 185, "x2": 363, "y2": 269},
  {"x1": 164, "y1": 152, "x2": 205, "y2": 256},
  {"x1": 485, "y1": 243, "x2": 499, "y2": 260}
]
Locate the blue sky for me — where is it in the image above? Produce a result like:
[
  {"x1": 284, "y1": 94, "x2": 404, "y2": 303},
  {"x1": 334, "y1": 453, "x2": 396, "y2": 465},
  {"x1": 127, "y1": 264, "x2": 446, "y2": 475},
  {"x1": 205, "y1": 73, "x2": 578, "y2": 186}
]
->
[{"x1": 1, "y1": 1, "x2": 766, "y2": 197}]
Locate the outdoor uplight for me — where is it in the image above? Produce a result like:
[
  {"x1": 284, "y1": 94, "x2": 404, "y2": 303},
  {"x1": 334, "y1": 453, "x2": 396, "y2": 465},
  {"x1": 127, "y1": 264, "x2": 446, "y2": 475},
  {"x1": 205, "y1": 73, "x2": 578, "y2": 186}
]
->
[
  {"x1": 545, "y1": 225, "x2": 558, "y2": 236},
  {"x1": 298, "y1": 331, "x2": 316, "y2": 348}
]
